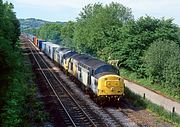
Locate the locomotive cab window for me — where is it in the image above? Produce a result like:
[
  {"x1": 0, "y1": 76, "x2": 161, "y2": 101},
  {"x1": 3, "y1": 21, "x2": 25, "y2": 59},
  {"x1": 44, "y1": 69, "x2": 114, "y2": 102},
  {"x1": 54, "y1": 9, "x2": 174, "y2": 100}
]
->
[{"x1": 95, "y1": 65, "x2": 118, "y2": 75}]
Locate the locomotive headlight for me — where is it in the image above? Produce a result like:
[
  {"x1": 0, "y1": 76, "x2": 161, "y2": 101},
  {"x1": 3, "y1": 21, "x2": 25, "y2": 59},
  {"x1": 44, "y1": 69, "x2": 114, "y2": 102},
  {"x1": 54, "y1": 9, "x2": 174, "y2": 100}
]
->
[{"x1": 106, "y1": 81, "x2": 110, "y2": 87}]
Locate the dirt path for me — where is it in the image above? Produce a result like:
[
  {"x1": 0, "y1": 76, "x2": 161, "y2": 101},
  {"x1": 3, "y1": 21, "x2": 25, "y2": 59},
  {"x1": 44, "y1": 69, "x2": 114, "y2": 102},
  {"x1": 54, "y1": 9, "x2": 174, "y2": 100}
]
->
[{"x1": 125, "y1": 80, "x2": 180, "y2": 115}]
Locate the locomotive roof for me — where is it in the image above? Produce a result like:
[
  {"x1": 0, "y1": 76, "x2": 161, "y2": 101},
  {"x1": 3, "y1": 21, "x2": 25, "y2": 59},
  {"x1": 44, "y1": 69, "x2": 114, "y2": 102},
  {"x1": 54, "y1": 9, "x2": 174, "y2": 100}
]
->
[
  {"x1": 82, "y1": 58, "x2": 107, "y2": 69},
  {"x1": 71, "y1": 54, "x2": 114, "y2": 71}
]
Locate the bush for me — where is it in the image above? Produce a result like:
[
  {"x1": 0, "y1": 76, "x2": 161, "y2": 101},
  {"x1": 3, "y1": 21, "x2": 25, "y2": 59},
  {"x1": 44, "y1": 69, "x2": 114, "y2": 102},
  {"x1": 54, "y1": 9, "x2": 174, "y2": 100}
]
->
[
  {"x1": 163, "y1": 52, "x2": 180, "y2": 95},
  {"x1": 143, "y1": 39, "x2": 180, "y2": 91}
]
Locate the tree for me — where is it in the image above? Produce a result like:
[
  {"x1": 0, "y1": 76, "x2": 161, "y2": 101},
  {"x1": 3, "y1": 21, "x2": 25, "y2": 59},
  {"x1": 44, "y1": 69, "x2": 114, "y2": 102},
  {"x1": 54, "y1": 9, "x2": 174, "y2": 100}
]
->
[
  {"x1": 61, "y1": 21, "x2": 76, "y2": 49},
  {"x1": 143, "y1": 39, "x2": 180, "y2": 87},
  {"x1": 163, "y1": 46, "x2": 180, "y2": 94},
  {"x1": 0, "y1": 1, "x2": 20, "y2": 49},
  {"x1": 73, "y1": 2, "x2": 133, "y2": 57},
  {"x1": 37, "y1": 23, "x2": 62, "y2": 43},
  {"x1": 115, "y1": 16, "x2": 179, "y2": 73}
]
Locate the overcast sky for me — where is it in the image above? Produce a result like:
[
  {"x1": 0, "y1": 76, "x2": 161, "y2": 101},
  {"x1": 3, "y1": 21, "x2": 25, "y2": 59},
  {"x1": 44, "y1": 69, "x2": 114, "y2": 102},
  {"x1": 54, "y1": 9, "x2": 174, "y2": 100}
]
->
[{"x1": 4, "y1": 0, "x2": 180, "y2": 25}]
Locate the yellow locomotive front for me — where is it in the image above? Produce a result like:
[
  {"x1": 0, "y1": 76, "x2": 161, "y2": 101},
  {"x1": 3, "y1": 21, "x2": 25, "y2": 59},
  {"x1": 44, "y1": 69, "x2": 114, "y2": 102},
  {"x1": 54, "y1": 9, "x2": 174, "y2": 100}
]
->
[{"x1": 97, "y1": 74, "x2": 124, "y2": 101}]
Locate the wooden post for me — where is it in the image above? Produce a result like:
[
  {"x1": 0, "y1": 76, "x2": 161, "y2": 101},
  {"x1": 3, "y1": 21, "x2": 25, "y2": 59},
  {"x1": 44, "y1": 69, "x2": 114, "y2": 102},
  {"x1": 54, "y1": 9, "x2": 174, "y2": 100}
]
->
[
  {"x1": 143, "y1": 93, "x2": 146, "y2": 99},
  {"x1": 171, "y1": 107, "x2": 175, "y2": 119},
  {"x1": 172, "y1": 107, "x2": 175, "y2": 114}
]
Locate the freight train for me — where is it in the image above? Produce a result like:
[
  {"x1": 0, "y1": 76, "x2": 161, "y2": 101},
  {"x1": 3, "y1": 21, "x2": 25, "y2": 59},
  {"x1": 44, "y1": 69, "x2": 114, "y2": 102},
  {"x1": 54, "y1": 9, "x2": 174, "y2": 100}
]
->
[{"x1": 28, "y1": 35, "x2": 125, "y2": 103}]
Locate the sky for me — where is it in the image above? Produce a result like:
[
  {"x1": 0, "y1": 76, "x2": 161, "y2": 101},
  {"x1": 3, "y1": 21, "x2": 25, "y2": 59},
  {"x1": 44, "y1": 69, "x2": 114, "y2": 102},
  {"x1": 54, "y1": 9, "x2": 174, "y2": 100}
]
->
[{"x1": 3, "y1": 0, "x2": 180, "y2": 25}]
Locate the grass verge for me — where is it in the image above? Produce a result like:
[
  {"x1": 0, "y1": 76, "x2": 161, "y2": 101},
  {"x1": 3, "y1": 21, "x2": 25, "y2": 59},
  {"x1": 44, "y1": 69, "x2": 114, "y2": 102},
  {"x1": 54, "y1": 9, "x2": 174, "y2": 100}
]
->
[
  {"x1": 125, "y1": 87, "x2": 180, "y2": 126},
  {"x1": 121, "y1": 68, "x2": 180, "y2": 101}
]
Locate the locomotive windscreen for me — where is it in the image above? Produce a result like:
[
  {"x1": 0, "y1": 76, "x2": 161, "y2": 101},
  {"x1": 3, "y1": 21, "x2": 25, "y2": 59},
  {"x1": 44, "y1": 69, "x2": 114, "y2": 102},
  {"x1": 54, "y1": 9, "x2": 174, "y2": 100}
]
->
[{"x1": 94, "y1": 65, "x2": 118, "y2": 75}]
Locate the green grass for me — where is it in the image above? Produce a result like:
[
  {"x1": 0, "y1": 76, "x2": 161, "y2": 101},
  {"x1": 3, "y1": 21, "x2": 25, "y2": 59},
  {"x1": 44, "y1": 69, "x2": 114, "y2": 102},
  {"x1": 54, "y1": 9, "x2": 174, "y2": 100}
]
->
[
  {"x1": 125, "y1": 87, "x2": 180, "y2": 126},
  {"x1": 121, "y1": 68, "x2": 180, "y2": 101}
]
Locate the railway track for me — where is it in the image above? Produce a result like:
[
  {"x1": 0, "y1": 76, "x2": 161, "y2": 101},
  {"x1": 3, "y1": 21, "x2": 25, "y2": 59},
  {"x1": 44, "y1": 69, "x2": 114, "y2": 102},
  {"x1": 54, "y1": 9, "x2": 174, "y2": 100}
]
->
[{"x1": 22, "y1": 36, "x2": 106, "y2": 127}]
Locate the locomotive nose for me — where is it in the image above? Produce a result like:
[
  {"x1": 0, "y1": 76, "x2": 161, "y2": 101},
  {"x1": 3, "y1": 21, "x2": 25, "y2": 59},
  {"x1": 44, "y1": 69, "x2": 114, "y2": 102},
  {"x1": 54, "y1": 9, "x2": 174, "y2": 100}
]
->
[{"x1": 97, "y1": 75, "x2": 124, "y2": 96}]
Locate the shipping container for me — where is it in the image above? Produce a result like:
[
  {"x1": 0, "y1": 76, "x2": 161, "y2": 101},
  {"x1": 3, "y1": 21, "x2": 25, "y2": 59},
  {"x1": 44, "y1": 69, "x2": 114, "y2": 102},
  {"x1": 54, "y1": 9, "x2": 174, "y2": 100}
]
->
[
  {"x1": 33, "y1": 36, "x2": 38, "y2": 46},
  {"x1": 43, "y1": 42, "x2": 60, "y2": 60},
  {"x1": 38, "y1": 39, "x2": 45, "y2": 50}
]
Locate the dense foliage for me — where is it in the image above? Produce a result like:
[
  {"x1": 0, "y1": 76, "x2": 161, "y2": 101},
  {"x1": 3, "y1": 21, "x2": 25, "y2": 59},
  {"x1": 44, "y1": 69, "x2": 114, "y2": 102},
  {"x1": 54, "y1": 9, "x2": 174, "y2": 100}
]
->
[
  {"x1": 61, "y1": 21, "x2": 76, "y2": 49},
  {"x1": 25, "y1": 2, "x2": 180, "y2": 99},
  {"x1": 38, "y1": 23, "x2": 63, "y2": 43},
  {"x1": 0, "y1": 1, "x2": 20, "y2": 49},
  {"x1": 117, "y1": 17, "x2": 179, "y2": 73},
  {"x1": 25, "y1": 23, "x2": 63, "y2": 43},
  {"x1": 73, "y1": 2, "x2": 133, "y2": 57},
  {"x1": 143, "y1": 40, "x2": 180, "y2": 95},
  {"x1": 0, "y1": 1, "x2": 47, "y2": 126}
]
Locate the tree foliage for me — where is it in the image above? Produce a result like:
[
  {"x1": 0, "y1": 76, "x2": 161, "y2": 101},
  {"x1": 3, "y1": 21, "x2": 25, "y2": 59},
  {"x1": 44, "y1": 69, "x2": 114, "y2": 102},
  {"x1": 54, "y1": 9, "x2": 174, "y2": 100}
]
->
[
  {"x1": 0, "y1": 1, "x2": 47, "y2": 126},
  {"x1": 115, "y1": 16, "x2": 179, "y2": 73},
  {"x1": 61, "y1": 21, "x2": 75, "y2": 49},
  {"x1": 0, "y1": 1, "x2": 20, "y2": 49},
  {"x1": 38, "y1": 23, "x2": 63, "y2": 43},
  {"x1": 163, "y1": 54, "x2": 180, "y2": 94},
  {"x1": 143, "y1": 40, "x2": 180, "y2": 94},
  {"x1": 73, "y1": 2, "x2": 133, "y2": 56},
  {"x1": 25, "y1": 23, "x2": 63, "y2": 43}
]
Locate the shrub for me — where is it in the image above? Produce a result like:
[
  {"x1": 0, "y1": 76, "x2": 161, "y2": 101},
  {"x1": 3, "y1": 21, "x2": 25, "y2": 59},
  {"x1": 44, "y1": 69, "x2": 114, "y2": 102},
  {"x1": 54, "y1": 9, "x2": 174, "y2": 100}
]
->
[{"x1": 143, "y1": 39, "x2": 180, "y2": 88}]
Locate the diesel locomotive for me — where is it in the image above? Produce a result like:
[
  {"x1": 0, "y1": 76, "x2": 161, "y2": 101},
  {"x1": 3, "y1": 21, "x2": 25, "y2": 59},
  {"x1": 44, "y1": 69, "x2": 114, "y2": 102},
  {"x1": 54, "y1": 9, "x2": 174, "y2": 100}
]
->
[{"x1": 28, "y1": 35, "x2": 125, "y2": 103}]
